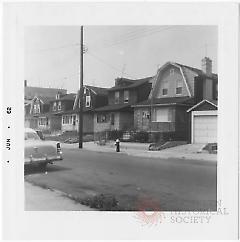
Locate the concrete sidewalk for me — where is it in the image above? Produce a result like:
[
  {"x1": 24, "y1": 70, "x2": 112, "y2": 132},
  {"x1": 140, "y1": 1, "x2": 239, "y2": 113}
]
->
[
  {"x1": 61, "y1": 142, "x2": 217, "y2": 162},
  {"x1": 25, "y1": 182, "x2": 94, "y2": 211}
]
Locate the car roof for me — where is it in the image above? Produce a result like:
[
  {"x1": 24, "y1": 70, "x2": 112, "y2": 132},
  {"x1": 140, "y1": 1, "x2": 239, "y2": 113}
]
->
[{"x1": 25, "y1": 128, "x2": 36, "y2": 133}]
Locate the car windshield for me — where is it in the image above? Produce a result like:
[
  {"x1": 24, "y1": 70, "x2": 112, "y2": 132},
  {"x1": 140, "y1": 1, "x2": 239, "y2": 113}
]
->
[{"x1": 25, "y1": 132, "x2": 40, "y2": 140}]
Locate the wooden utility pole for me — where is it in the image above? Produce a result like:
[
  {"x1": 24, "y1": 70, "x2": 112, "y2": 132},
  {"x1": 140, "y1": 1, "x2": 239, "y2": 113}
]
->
[{"x1": 78, "y1": 26, "x2": 84, "y2": 149}]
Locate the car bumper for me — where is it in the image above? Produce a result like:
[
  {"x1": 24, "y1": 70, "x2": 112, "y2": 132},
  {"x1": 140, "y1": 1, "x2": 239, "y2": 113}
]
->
[{"x1": 24, "y1": 155, "x2": 63, "y2": 165}]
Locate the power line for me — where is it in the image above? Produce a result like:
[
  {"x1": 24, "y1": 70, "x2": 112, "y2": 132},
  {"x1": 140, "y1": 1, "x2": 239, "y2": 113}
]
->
[
  {"x1": 87, "y1": 51, "x2": 136, "y2": 79},
  {"x1": 90, "y1": 26, "x2": 164, "y2": 48},
  {"x1": 26, "y1": 43, "x2": 79, "y2": 54},
  {"x1": 89, "y1": 26, "x2": 176, "y2": 51}
]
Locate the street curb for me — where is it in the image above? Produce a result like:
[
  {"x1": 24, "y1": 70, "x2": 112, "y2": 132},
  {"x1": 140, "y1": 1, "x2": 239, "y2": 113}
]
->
[{"x1": 61, "y1": 143, "x2": 217, "y2": 163}]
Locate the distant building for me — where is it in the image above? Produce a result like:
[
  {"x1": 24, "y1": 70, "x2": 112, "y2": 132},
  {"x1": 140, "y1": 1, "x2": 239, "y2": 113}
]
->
[{"x1": 24, "y1": 80, "x2": 67, "y2": 100}]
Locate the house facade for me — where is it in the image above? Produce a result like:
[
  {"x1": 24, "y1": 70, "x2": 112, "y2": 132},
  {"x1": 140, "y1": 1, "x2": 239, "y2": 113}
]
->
[
  {"x1": 47, "y1": 93, "x2": 76, "y2": 132},
  {"x1": 62, "y1": 85, "x2": 108, "y2": 134},
  {"x1": 25, "y1": 96, "x2": 54, "y2": 130},
  {"x1": 94, "y1": 77, "x2": 152, "y2": 133},
  {"x1": 24, "y1": 80, "x2": 67, "y2": 130},
  {"x1": 133, "y1": 57, "x2": 218, "y2": 141}
]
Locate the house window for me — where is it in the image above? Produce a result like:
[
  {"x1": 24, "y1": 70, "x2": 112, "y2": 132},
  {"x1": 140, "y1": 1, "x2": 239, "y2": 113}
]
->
[
  {"x1": 86, "y1": 96, "x2": 91, "y2": 107},
  {"x1": 56, "y1": 93, "x2": 62, "y2": 99},
  {"x1": 37, "y1": 104, "x2": 40, "y2": 113},
  {"x1": 152, "y1": 108, "x2": 172, "y2": 122},
  {"x1": 110, "y1": 113, "x2": 115, "y2": 125},
  {"x1": 53, "y1": 102, "x2": 57, "y2": 111},
  {"x1": 115, "y1": 91, "x2": 120, "y2": 104},
  {"x1": 142, "y1": 111, "x2": 150, "y2": 119},
  {"x1": 62, "y1": 115, "x2": 74, "y2": 125},
  {"x1": 170, "y1": 68, "x2": 175, "y2": 76},
  {"x1": 97, "y1": 114, "x2": 109, "y2": 123},
  {"x1": 33, "y1": 104, "x2": 40, "y2": 114},
  {"x1": 38, "y1": 117, "x2": 47, "y2": 126},
  {"x1": 58, "y1": 101, "x2": 62, "y2": 110},
  {"x1": 162, "y1": 80, "x2": 168, "y2": 96},
  {"x1": 176, "y1": 79, "x2": 183, "y2": 94},
  {"x1": 124, "y1": 90, "x2": 129, "y2": 103},
  {"x1": 33, "y1": 104, "x2": 37, "y2": 113}
]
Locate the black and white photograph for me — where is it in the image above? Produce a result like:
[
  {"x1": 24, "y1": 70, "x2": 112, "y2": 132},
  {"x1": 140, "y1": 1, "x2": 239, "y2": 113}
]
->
[
  {"x1": 24, "y1": 25, "x2": 218, "y2": 212},
  {"x1": 1, "y1": 2, "x2": 239, "y2": 240}
]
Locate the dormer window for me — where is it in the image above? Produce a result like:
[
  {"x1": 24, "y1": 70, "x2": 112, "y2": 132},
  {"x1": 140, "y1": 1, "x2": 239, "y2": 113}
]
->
[
  {"x1": 33, "y1": 104, "x2": 40, "y2": 114},
  {"x1": 37, "y1": 104, "x2": 40, "y2": 113},
  {"x1": 170, "y1": 68, "x2": 175, "y2": 76},
  {"x1": 86, "y1": 95, "x2": 91, "y2": 107},
  {"x1": 56, "y1": 93, "x2": 61, "y2": 99},
  {"x1": 53, "y1": 102, "x2": 57, "y2": 111},
  {"x1": 58, "y1": 101, "x2": 62, "y2": 110},
  {"x1": 176, "y1": 79, "x2": 183, "y2": 95},
  {"x1": 162, "y1": 80, "x2": 168, "y2": 96},
  {"x1": 124, "y1": 90, "x2": 129, "y2": 103},
  {"x1": 115, "y1": 91, "x2": 120, "y2": 104}
]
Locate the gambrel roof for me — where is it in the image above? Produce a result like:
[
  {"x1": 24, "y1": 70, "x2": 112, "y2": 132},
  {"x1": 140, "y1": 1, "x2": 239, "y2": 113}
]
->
[{"x1": 150, "y1": 61, "x2": 218, "y2": 98}]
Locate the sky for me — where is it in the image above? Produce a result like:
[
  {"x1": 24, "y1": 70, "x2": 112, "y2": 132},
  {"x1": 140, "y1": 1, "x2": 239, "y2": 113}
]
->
[{"x1": 24, "y1": 26, "x2": 217, "y2": 93}]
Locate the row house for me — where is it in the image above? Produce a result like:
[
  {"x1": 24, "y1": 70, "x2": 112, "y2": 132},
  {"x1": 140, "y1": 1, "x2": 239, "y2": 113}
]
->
[
  {"x1": 62, "y1": 85, "x2": 108, "y2": 134},
  {"x1": 94, "y1": 77, "x2": 152, "y2": 133},
  {"x1": 25, "y1": 85, "x2": 108, "y2": 134},
  {"x1": 133, "y1": 57, "x2": 218, "y2": 142},
  {"x1": 25, "y1": 96, "x2": 55, "y2": 130},
  {"x1": 24, "y1": 80, "x2": 67, "y2": 129}
]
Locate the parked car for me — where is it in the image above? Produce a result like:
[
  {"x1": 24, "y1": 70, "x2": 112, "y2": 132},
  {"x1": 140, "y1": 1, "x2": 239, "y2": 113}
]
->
[{"x1": 24, "y1": 128, "x2": 63, "y2": 169}]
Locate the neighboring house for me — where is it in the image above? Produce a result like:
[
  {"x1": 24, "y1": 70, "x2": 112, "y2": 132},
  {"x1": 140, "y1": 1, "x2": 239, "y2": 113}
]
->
[
  {"x1": 24, "y1": 80, "x2": 67, "y2": 129},
  {"x1": 94, "y1": 77, "x2": 152, "y2": 133},
  {"x1": 27, "y1": 96, "x2": 54, "y2": 130},
  {"x1": 47, "y1": 93, "x2": 77, "y2": 132},
  {"x1": 62, "y1": 85, "x2": 108, "y2": 134},
  {"x1": 133, "y1": 57, "x2": 218, "y2": 141}
]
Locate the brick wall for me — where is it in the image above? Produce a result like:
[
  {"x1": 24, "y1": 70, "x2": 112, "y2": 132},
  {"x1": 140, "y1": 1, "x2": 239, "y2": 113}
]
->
[{"x1": 134, "y1": 106, "x2": 176, "y2": 132}]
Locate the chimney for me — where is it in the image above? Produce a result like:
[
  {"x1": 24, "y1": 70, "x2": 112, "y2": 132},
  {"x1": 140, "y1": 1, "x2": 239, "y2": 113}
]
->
[
  {"x1": 24, "y1": 80, "x2": 27, "y2": 87},
  {"x1": 201, "y1": 57, "x2": 212, "y2": 76}
]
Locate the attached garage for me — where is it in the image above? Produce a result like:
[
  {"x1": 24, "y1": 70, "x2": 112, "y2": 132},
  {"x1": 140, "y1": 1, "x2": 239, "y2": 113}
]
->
[{"x1": 187, "y1": 100, "x2": 218, "y2": 144}]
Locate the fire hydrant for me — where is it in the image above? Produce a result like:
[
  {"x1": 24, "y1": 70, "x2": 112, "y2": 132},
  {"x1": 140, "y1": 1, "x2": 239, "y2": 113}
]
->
[{"x1": 115, "y1": 139, "x2": 120, "y2": 152}]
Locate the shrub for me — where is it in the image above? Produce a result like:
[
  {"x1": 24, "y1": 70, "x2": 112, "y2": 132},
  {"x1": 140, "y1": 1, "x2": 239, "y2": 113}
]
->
[
  {"x1": 107, "y1": 130, "x2": 124, "y2": 141},
  {"x1": 132, "y1": 131, "x2": 149, "y2": 143}
]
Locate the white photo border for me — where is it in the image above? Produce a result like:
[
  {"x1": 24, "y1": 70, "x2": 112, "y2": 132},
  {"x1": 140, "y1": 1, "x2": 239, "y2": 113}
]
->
[{"x1": 2, "y1": 2, "x2": 239, "y2": 240}]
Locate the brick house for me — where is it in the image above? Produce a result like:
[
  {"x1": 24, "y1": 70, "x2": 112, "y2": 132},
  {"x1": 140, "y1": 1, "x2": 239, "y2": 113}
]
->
[
  {"x1": 133, "y1": 57, "x2": 218, "y2": 141},
  {"x1": 94, "y1": 77, "x2": 152, "y2": 133},
  {"x1": 62, "y1": 85, "x2": 108, "y2": 134}
]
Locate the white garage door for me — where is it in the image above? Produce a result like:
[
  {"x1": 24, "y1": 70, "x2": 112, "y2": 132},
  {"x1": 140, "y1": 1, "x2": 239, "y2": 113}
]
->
[{"x1": 193, "y1": 114, "x2": 217, "y2": 143}]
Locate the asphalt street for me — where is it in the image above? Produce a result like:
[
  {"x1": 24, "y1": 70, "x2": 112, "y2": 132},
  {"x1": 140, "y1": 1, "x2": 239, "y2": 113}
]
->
[{"x1": 25, "y1": 147, "x2": 217, "y2": 211}]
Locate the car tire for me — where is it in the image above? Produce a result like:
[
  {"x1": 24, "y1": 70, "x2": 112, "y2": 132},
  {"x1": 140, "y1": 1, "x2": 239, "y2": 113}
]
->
[{"x1": 39, "y1": 162, "x2": 48, "y2": 170}]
